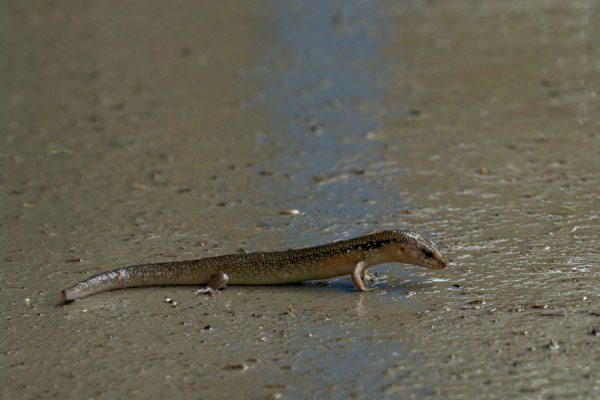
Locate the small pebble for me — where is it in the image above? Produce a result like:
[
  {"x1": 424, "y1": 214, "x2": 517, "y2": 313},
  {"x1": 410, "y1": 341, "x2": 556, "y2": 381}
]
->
[
  {"x1": 279, "y1": 209, "x2": 300, "y2": 215},
  {"x1": 165, "y1": 298, "x2": 177, "y2": 307},
  {"x1": 546, "y1": 340, "x2": 559, "y2": 350},
  {"x1": 228, "y1": 363, "x2": 248, "y2": 371}
]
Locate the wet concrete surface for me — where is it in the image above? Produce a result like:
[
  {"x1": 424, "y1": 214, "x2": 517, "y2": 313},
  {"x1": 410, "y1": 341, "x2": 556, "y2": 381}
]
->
[{"x1": 2, "y1": 1, "x2": 599, "y2": 399}]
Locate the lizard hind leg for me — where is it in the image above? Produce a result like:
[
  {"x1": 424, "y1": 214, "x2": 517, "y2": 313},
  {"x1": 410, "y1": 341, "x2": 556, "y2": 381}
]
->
[{"x1": 194, "y1": 272, "x2": 230, "y2": 296}]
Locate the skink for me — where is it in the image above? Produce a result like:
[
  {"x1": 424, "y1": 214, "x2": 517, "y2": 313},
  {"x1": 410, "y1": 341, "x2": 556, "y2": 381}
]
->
[{"x1": 61, "y1": 230, "x2": 446, "y2": 300}]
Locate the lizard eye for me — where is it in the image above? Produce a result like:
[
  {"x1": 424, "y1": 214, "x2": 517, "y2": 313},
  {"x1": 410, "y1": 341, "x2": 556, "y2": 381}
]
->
[{"x1": 422, "y1": 248, "x2": 434, "y2": 258}]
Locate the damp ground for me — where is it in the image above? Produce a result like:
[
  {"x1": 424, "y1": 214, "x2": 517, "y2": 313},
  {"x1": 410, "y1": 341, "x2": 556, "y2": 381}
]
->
[{"x1": 2, "y1": 1, "x2": 599, "y2": 399}]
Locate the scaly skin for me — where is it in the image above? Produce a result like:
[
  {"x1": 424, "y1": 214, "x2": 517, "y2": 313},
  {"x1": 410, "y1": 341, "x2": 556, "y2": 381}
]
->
[{"x1": 61, "y1": 230, "x2": 446, "y2": 300}]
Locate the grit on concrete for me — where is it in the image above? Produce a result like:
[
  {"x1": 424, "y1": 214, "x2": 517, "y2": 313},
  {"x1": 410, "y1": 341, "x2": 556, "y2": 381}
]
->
[{"x1": 2, "y1": 1, "x2": 599, "y2": 399}]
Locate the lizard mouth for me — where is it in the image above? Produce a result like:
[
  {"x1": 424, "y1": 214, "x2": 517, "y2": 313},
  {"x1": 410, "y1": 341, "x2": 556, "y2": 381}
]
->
[{"x1": 432, "y1": 253, "x2": 447, "y2": 269}]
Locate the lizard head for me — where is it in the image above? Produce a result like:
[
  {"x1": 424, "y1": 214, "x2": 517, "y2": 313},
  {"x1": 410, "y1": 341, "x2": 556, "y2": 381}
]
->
[{"x1": 391, "y1": 230, "x2": 447, "y2": 270}]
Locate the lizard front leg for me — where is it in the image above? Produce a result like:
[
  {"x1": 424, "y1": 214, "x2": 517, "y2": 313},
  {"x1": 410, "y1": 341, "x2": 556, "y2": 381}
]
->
[{"x1": 351, "y1": 261, "x2": 369, "y2": 291}]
